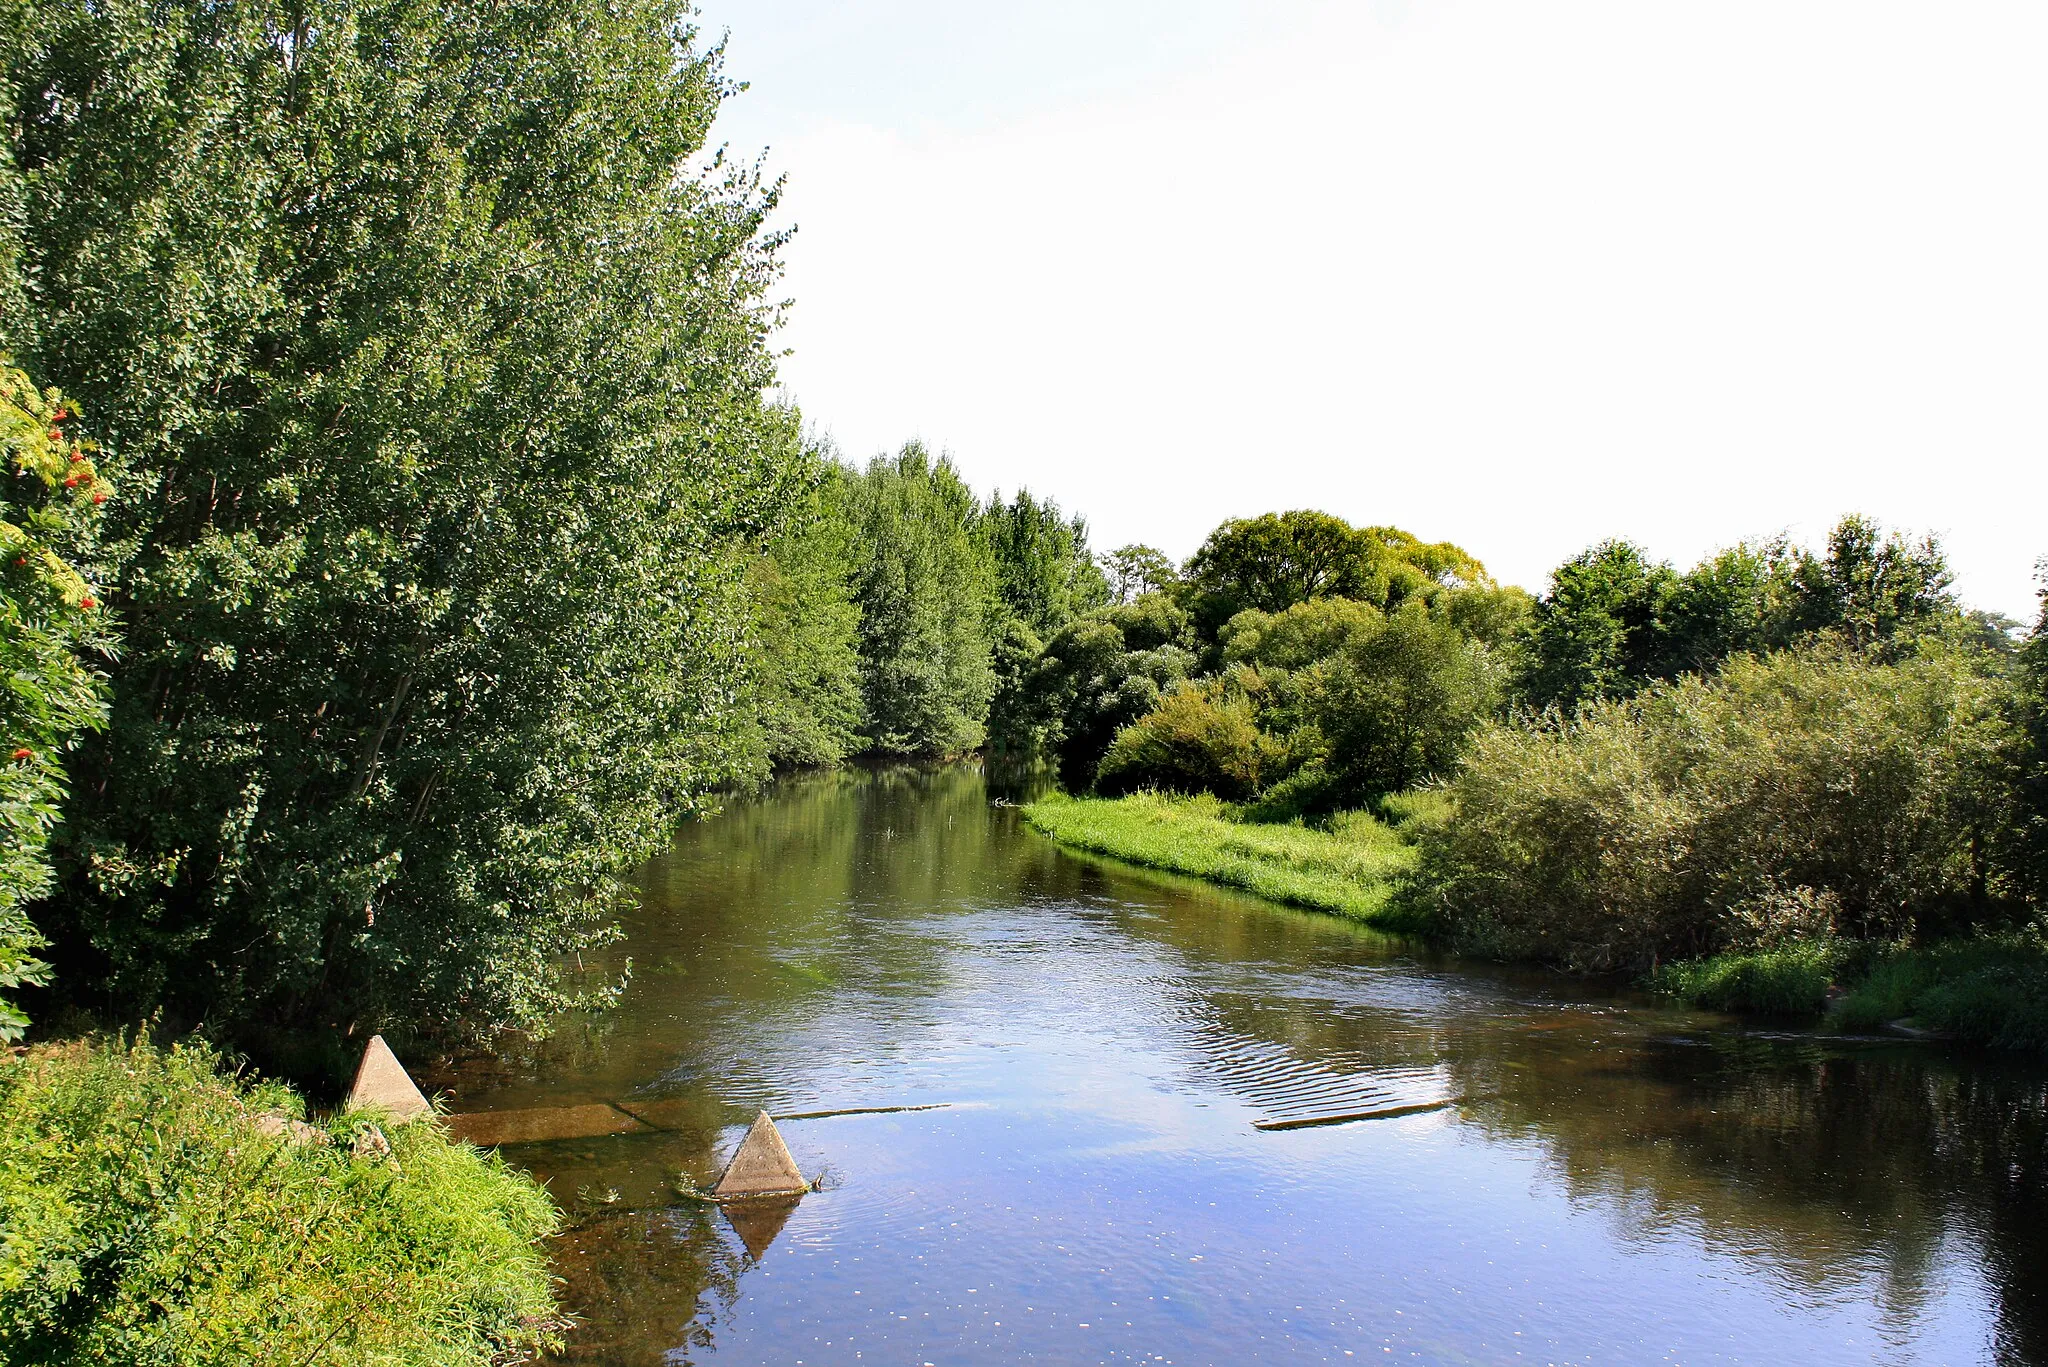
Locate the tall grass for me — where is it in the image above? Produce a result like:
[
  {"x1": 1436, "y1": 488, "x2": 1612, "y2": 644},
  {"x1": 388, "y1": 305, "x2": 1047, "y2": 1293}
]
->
[
  {"x1": 1021, "y1": 790, "x2": 1433, "y2": 929},
  {"x1": 1651, "y1": 931, "x2": 2048, "y2": 1051},
  {"x1": 0, "y1": 1037, "x2": 562, "y2": 1364},
  {"x1": 1649, "y1": 942, "x2": 1847, "y2": 1016}
]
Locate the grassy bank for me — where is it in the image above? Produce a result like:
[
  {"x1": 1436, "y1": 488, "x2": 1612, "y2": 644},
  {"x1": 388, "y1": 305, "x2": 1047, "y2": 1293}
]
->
[
  {"x1": 0, "y1": 1038, "x2": 562, "y2": 1364},
  {"x1": 1652, "y1": 932, "x2": 2048, "y2": 1050},
  {"x1": 1021, "y1": 790, "x2": 1439, "y2": 929}
]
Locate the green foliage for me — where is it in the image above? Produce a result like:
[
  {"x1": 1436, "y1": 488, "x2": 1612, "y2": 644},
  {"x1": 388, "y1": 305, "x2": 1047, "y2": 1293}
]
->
[
  {"x1": 1182, "y1": 510, "x2": 1491, "y2": 640},
  {"x1": 1184, "y1": 510, "x2": 1385, "y2": 628},
  {"x1": 2009, "y1": 569, "x2": 2048, "y2": 904},
  {"x1": 989, "y1": 593, "x2": 1198, "y2": 786},
  {"x1": 979, "y1": 488, "x2": 1106, "y2": 637},
  {"x1": 0, "y1": 361, "x2": 112, "y2": 1040},
  {"x1": 1220, "y1": 597, "x2": 1383, "y2": 671},
  {"x1": 1419, "y1": 645, "x2": 2015, "y2": 972},
  {"x1": 1209, "y1": 597, "x2": 1499, "y2": 809},
  {"x1": 1021, "y1": 790, "x2": 1419, "y2": 926},
  {"x1": 1095, "y1": 680, "x2": 1265, "y2": 800},
  {"x1": 743, "y1": 451, "x2": 865, "y2": 769},
  {"x1": 1517, "y1": 517, "x2": 1960, "y2": 709},
  {"x1": 0, "y1": 1037, "x2": 560, "y2": 1364},
  {"x1": 839, "y1": 445, "x2": 1000, "y2": 756},
  {"x1": 1786, "y1": 515, "x2": 1957, "y2": 649},
  {"x1": 4, "y1": 0, "x2": 804, "y2": 1045},
  {"x1": 1098, "y1": 544, "x2": 1177, "y2": 605},
  {"x1": 1304, "y1": 604, "x2": 1501, "y2": 804},
  {"x1": 1828, "y1": 932, "x2": 2048, "y2": 1050},
  {"x1": 1650, "y1": 941, "x2": 1847, "y2": 1017}
]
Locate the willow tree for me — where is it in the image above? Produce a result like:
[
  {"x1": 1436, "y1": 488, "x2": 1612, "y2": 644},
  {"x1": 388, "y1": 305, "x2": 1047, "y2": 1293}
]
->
[{"x1": 0, "y1": 0, "x2": 804, "y2": 1045}]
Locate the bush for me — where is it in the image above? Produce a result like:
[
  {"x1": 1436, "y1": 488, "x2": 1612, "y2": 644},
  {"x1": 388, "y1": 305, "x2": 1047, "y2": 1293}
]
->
[
  {"x1": 1306, "y1": 603, "x2": 1500, "y2": 804},
  {"x1": 1095, "y1": 682, "x2": 1264, "y2": 799},
  {"x1": 1417, "y1": 644, "x2": 2014, "y2": 971},
  {"x1": 0, "y1": 1037, "x2": 560, "y2": 1364}
]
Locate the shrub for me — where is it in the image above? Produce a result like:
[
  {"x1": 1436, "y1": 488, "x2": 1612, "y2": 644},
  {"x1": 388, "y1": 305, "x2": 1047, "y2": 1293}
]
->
[
  {"x1": 0, "y1": 1037, "x2": 561, "y2": 1364},
  {"x1": 1306, "y1": 603, "x2": 1500, "y2": 804},
  {"x1": 1418, "y1": 644, "x2": 2014, "y2": 971},
  {"x1": 1095, "y1": 682, "x2": 1264, "y2": 800}
]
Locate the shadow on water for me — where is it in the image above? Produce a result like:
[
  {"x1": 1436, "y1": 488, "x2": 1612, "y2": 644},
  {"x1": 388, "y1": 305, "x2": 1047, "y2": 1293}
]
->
[{"x1": 425, "y1": 765, "x2": 2048, "y2": 1366}]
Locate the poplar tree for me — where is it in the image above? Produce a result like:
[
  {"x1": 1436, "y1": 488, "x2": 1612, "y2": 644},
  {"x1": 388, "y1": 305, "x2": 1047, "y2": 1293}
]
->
[{"x1": 0, "y1": 0, "x2": 803, "y2": 1044}]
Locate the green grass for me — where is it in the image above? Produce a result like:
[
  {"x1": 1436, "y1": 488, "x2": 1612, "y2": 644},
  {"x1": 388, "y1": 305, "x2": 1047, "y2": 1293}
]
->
[
  {"x1": 0, "y1": 1036, "x2": 564, "y2": 1364},
  {"x1": 1649, "y1": 941, "x2": 1847, "y2": 1017},
  {"x1": 1652, "y1": 931, "x2": 2048, "y2": 1051},
  {"x1": 1021, "y1": 790, "x2": 1430, "y2": 929},
  {"x1": 1828, "y1": 933, "x2": 2048, "y2": 1049}
]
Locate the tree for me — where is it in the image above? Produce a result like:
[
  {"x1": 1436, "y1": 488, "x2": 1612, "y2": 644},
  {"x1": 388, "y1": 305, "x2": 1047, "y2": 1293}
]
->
[
  {"x1": 979, "y1": 489, "x2": 1106, "y2": 638},
  {"x1": 2011, "y1": 564, "x2": 2048, "y2": 906},
  {"x1": 1307, "y1": 604, "x2": 1500, "y2": 802},
  {"x1": 4, "y1": 0, "x2": 805, "y2": 1046},
  {"x1": 1517, "y1": 518, "x2": 1963, "y2": 712},
  {"x1": 991, "y1": 594, "x2": 1198, "y2": 787},
  {"x1": 743, "y1": 449, "x2": 865, "y2": 770},
  {"x1": 1788, "y1": 514, "x2": 1955, "y2": 649},
  {"x1": 1182, "y1": 511, "x2": 1387, "y2": 630},
  {"x1": 841, "y1": 445, "x2": 999, "y2": 756},
  {"x1": 1516, "y1": 541, "x2": 1678, "y2": 709},
  {"x1": 1099, "y1": 545, "x2": 1177, "y2": 606},
  {"x1": 0, "y1": 362, "x2": 112, "y2": 1039}
]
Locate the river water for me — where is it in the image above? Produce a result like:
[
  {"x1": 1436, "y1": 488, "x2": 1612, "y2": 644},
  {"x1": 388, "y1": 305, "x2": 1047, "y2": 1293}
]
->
[{"x1": 430, "y1": 766, "x2": 2048, "y2": 1365}]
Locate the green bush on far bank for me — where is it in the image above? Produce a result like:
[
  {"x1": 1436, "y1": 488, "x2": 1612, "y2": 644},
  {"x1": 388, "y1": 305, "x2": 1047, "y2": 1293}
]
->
[
  {"x1": 1021, "y1": 790, "x2": 1434, "y2": 929},
  {"x1": 0, "y1": 1038, "x2": 561, "y2": 1365}
]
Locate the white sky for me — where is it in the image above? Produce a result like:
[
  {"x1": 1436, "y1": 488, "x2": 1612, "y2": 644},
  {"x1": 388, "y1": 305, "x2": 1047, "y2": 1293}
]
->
[{"x1": 693, "y1": 0, "x2": 2048, "y2": 620}]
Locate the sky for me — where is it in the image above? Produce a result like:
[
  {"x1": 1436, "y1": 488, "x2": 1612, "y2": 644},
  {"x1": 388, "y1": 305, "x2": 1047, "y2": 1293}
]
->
[{"x1": 690, "y1": 0, "x2": 2048, "y2": 619}]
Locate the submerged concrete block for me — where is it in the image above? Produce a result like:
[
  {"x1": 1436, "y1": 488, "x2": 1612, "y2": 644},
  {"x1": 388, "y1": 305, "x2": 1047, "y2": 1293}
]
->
[
  {"x1": 346, "y1": 1033, "x2": 432, "y2": 1124},
  {"x1": 444, "y1": 1103, "x2": 652, "y2": 1147},
  {"x1": 711, "y1": 1111, "x2": 808, "y2": 1198}
]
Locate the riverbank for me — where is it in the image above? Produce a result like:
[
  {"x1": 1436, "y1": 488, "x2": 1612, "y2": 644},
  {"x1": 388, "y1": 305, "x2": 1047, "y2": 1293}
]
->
[
  {"x1": 1024, "y1": 790, "x2": 2048, "y2": 1053},
  {"x1": 1020, "y1": 790, "x2": 1439, "y2": 931},
  {"x1": 0, "y1": 1037, "x2": 563, "y2": 1363}
]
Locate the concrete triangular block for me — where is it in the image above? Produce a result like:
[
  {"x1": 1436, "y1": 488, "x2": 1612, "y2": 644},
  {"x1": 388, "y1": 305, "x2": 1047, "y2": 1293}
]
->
[
  {"x1": 346, "y1": 1034, "x2": 431, "y2": 1124},
  {"x1": 711, "y1": 1111, "x2": 808, "y2": 1198}
]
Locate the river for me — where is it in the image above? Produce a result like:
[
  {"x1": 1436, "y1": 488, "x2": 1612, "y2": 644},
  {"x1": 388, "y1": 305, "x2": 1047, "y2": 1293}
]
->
[{"x1": 427, "y1": 765, "x2": 2048, "y2": 1365}]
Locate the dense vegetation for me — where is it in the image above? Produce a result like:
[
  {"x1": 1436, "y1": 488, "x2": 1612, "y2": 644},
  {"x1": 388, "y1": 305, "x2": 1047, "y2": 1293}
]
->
[
  {"x1": 0, "y1": 1037, "x2": 559, "y2": 1363},
  {"x1": 0, "y1": 0, "x2": 2044, "y2": 1350},
  {"x1": 1015, "y1": 509, "x2": 2048, "y2": 1047},
  {"x1": 0, "y1": 364, "x2": 110, "y2": 1040}
]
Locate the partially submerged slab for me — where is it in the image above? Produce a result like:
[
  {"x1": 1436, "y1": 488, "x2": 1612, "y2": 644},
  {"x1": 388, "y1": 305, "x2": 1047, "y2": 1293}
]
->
[
  {"x1": 346, "y1": 1033, "x2": 432, "y2": 1124},
  {"x1": 711, "y1": 1111, "x2": 808, "y2": 1198},
  {"x1": 444, "y1": 1103, "x2": 652, "y2": 1147}
]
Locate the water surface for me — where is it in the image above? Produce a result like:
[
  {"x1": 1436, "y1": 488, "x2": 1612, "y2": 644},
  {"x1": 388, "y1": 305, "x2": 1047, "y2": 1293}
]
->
[{"x1": 431, "y1": 766, "x2": 2048, "y2": 1365}]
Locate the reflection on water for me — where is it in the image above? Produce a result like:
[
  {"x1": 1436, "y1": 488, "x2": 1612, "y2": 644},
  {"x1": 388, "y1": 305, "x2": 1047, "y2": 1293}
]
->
[{"x1": 426, "y1": 766, "x2": 2048, "y2": 1365}]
